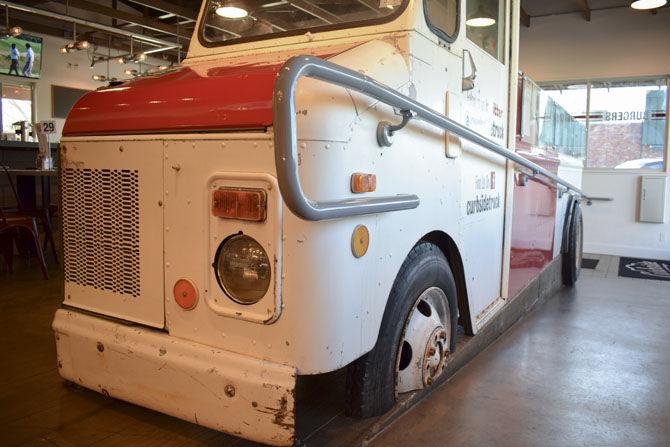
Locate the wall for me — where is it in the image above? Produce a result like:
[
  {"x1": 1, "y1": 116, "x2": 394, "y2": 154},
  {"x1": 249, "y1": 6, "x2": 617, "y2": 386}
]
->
[
  {"x1": 0, "y1": 31, "x2": 163, "y2": 140},
  {"x1": 519, "y1": 7, "x2": 670, "y2": 260},
  {"x1": 582, "y1": 171, "x2": 670, "y2": 259},
  {"x1": 520, "y1": 7, "x2": 670, "y2": 81}
]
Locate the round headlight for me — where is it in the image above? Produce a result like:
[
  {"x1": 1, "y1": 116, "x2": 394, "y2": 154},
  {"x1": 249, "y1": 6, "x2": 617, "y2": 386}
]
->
[{"x1": 215, "y1": 234, "x2": 271, "y2": 305}]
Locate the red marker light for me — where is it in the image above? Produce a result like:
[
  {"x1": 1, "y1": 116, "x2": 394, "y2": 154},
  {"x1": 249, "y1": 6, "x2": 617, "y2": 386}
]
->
[
  {"x1": 212, "y1": 188, "x2": 267, "y2": 222},
  {"x1": 173, "y1": 279, "x2": 198, "y2": 310}
]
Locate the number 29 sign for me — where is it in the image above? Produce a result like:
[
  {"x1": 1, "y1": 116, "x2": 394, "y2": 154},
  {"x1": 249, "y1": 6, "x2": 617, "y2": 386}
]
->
[{"x1": 37, "y1": 121, "x2": 56, "y2": 134}]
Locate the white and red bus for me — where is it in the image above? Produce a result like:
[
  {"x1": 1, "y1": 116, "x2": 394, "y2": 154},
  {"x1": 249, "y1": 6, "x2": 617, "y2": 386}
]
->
[{"x1": 53, "y1": 1, "x2": 586, "y2": 445}]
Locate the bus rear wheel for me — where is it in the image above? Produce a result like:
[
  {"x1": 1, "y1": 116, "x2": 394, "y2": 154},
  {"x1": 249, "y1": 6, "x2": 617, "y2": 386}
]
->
[
  {"x1": 345, "y1": 242, "x2": 458, "y2": 418},
  {"x1": 562, "y1": 202, "x2": 583, "y2": 286}
]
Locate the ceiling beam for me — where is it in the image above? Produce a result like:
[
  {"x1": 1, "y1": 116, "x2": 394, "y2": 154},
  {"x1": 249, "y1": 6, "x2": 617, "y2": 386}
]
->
[
  {"x1": 579, "y1": 0, "x2": 591, "y2": 21},
  {"x1": 2, "y1": 13, "x2": 178, "y2": 62},
  {"x1": 125, "y1": 0, "x2": 198, "y2": 20},
  {"x1": 50, "y1": 0, "x2": 192, "y2": 39},
  {"x1": 286, "y1": 0, "x2": 342, "y2": 24},
  {"x1": 354, "y1": 0, "x2": 384, "y2": 16},
  {"x1": 520, "y1": 6, "x2": 530, "y2": 27}
]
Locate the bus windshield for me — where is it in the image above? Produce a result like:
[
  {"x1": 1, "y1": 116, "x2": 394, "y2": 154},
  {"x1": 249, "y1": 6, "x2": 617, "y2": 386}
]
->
[{"x1": 200, "y1": 0, "x2": 408, "y2": 46}]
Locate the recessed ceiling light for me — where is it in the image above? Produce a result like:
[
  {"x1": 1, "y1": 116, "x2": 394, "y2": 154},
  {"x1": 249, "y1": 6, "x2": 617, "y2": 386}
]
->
[
  {"x1": 466, "y1": 17, "x2": 496, "y2": 27},
  {"x1": 216, "y1": 6, "x2": 248, "y2": 19},
  {"x1": 466, "y1": 6, "x2": 496, "y2": 27},
  {"x1": 630, "y1": 0, "x2": 667, "y2": 9}
]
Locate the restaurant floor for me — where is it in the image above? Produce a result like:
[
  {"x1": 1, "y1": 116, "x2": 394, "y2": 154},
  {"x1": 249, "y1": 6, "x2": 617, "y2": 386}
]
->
[{"x1": 1, "y1": 254, "x2": 668, "y2": 447}]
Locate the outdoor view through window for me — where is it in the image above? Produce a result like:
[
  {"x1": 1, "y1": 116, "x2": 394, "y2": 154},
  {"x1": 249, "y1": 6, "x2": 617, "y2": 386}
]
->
[
  {"x1": 521, "y1": 78, "x2": 668, "y2": 170},
  {"x1": 1, "y1": 83, "x2": 32, "y2": 134},
  {"x1": 201, "y1": 0, "x2": 407, "y2": 44}
]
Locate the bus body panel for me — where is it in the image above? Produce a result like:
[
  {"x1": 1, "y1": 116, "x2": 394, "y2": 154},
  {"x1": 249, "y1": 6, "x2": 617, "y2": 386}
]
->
[{"x1": 53, "y1": 1, "x2": 580, "y2": 444}]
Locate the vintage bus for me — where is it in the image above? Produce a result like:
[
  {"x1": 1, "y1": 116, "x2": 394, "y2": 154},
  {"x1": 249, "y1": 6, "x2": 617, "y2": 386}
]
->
[{"x1": 52, "y1": 0, "x2": 586, "y2": 445}]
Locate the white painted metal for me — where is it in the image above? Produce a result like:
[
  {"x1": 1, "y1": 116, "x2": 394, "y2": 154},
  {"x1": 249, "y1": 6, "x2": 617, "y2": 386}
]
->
[
  {"x1": 53, "y1": 309, "x2": 296, "y2": 446},
  {"x1": 501, "y1": 0, "x2": 521, "y2": 299},
  {"x1": 60, "y1": 140, "x2": 165, "y2": 328}
]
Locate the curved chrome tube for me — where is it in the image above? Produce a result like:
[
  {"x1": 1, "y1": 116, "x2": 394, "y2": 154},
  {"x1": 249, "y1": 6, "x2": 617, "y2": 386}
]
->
[{"x1": 273, "y1": 55, "x2": 589, "y2": 221}]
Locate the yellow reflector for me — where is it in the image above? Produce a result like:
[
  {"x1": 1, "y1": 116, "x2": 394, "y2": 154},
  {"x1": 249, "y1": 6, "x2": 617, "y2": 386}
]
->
[{"x1": 351, "y1": 225, "x2": 369, "y2": 258}]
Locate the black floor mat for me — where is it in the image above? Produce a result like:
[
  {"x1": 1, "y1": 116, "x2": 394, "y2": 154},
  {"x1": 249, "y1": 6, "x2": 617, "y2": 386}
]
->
[
  {"x1": 581, "y1": 258, "x2": 599, "y2": 269},
  {"x1": 618, "y1": 257, "x2": 670, "y2": 282}
]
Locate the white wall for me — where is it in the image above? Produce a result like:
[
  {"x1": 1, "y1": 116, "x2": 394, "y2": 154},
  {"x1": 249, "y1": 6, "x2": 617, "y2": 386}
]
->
[
  {"x1": 519, "y1": 7, "x2": 670, "y2": 261},
  {"x1": 582, "y1": 170, "x2": 670, "y2": 260},
  {"x1": 520, "y1": 7, "x2": 670, "y2": 81},
  {"x1": 0, "y1": 32, "x2": 162, "y2": 140}
]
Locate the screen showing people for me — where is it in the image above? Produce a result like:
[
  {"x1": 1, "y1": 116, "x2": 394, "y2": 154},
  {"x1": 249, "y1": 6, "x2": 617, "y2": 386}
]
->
[{"x1": 2, "y1": 35, "x2": 42, "y2": 78}]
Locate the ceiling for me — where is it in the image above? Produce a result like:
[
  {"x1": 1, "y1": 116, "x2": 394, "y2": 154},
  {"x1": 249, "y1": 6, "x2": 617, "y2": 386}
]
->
[
  {"x1": 2, "y1": 1, "x2": 667, "y2": 60},
  {"x1": 520, "y1": 0, "x2": 668, "y2": 23},
  {"x1": 2, "y1": 1, "x2": 203, "y2": 62}
]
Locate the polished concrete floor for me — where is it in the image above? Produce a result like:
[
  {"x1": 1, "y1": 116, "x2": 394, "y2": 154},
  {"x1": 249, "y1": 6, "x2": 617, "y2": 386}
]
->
[
  {"x1": 372, "y1": 255, "x2": 670, "y2": 447},
  {"x1": 1, "y1": 254, "x2": 669, "y2": 446}
]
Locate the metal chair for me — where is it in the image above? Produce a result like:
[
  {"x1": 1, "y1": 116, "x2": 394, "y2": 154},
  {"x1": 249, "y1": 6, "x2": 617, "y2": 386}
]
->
[
  {"x1": 1, "y1": 165, "x2": 58, "y2": 264},
  {"x1": 0, "y1": 207, "x2": 48, "y2": 279}
]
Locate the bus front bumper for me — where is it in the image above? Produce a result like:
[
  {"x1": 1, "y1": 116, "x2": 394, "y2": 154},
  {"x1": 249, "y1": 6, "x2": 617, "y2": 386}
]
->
[{"x1": 52, "y1": 309, "x2": 296, "y2": 446}]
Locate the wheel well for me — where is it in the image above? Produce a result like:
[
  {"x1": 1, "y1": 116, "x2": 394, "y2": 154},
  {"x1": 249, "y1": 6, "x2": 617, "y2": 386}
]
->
[{"x1": 420, "y1": 231, "x2": 474, "y2": 335}]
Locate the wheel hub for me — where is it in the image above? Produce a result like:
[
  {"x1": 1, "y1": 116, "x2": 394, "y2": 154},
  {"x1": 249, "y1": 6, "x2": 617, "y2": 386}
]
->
[{"x1": 422, "y1": 327, "x2": 448, "y2": 386}]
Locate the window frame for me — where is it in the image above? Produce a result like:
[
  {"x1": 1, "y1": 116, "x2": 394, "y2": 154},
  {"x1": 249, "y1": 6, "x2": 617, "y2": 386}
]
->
[
  {"x1": 464, "y1": 0, "x2": 507, "y2": 64},
  {"x1": 536, "y1": 76, "x2": 670, "y2": 173},
  {"x1": 423, "y1": 0, "x2": 461, "y2": 44},
  {"x1": 198, "y1": 0, "x2": 410, "y2": 49}
]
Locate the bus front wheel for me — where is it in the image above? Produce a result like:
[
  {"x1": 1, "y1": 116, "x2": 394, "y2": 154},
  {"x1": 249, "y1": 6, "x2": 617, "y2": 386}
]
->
[{"x1": 345, "y1": 242, "x2": 458, "y2": 418}]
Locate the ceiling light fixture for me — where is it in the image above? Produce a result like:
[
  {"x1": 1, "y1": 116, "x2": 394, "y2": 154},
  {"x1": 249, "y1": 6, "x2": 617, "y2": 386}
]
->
[
  {"x1": 466, "y1": 5, "x2": 496, "y2": 27},
  {"x1": 61, "y1": 40, "x2": 90, "y2": 53},
  {"x1": 3, "y1": 6, "x2": 22, "y2": 37},
  {"x1": 630, "y1": 0, "x2": 667, "y2": 9},
  {"x1": 6, "y1": 25, "x2": 22, "y2": 37},
  {"x1": 92, "y1": 74, "x2": 107, "y2": 81},
  {"x1": 215, "y1": 5, "x2": 249, "y2": 19}
]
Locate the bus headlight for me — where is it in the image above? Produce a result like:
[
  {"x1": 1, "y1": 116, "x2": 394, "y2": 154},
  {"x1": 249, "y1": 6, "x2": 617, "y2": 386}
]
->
[{"x1": 214, "y1": 234, "x2": 271, "y2": 305}]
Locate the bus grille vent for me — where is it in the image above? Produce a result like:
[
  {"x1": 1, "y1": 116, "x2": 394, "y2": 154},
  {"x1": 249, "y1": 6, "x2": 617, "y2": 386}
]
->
[{"x1": 62, "y1": 168, "x2": 141, "y2": 298}]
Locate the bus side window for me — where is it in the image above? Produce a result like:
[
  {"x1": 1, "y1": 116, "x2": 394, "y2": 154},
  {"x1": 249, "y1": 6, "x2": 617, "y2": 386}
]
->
[
  {"x1": 425, "y1": 0, "x2": 460, "y2": 43},
  {"x1": 466, "y1": 0, "x2": 506, "y2": 62}
]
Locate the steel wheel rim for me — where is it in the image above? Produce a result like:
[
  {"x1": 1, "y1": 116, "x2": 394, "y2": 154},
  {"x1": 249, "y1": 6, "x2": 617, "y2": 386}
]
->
[{"x1": 395, "y1": 286, "x2": 451, "y2": 394}]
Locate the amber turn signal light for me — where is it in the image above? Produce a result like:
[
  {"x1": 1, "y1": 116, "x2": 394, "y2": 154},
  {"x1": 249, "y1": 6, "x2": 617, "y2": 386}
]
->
[
  {"x1": 351, "y1": 173, "x2": 376, "y2": 193},
  {"x1": 212, "y1": 188, "x2": 267, "y2": 222}
]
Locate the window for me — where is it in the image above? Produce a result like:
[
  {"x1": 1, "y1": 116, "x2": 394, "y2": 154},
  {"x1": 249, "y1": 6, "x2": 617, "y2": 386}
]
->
[
  {"x1": 466, "y1": 0, "x2": 505, "y2": 62},
  {"x1": 521, "y1": 77, "x2": 668, "y2": 171},
  {"x1": 425, "y1": 0, "x2": 459, "y2": 42},
  {"x1": 537, "y1": 83, "x2": 588, "y2": 160},
  {"x1": 588, "y1": 79, "x2": 667, "y2": 170},
  {"x1": 1, "y1": 82, "x2": 33, "y2": 135},
  {"x1": 200, "y1": 0, "x2": 408, "y2": 46}
]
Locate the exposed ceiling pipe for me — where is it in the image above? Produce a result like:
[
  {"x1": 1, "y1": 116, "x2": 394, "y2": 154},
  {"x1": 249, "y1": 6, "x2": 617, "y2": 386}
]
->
[{"x1": 0, "y1": 0, "x2": 181, "y2": 50}]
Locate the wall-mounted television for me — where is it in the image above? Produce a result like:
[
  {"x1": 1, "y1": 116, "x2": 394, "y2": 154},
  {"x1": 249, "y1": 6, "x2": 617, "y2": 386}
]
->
[{"x1": 0, "y1": 34, "x2": 43, "y2": 79}]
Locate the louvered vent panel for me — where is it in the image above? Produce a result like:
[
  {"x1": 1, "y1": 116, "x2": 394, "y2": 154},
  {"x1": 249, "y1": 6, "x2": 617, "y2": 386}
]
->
[{"x1": 62, "y1": 168, "x2": 141, "y2": 297}]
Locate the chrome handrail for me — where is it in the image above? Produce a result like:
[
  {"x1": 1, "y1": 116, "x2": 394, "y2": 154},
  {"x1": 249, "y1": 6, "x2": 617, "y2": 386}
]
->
[{"x1": 273, "y1": 55, "x2": 590, "y2": 221}]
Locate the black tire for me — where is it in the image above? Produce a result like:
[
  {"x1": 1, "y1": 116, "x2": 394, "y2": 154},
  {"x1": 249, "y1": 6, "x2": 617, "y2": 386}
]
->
[
  {"x1": 345, "y1": 242, "x2": 458, "y2": 418},
  {"x1": 562, "y1": 202, "x2": 583, "y2": 286}
]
